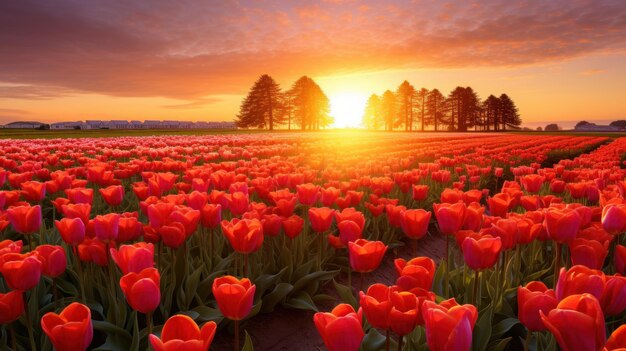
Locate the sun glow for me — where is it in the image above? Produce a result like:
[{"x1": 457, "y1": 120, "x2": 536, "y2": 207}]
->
[{"x1": 329, "y1": 92, "x2": 368, "y2": 128}]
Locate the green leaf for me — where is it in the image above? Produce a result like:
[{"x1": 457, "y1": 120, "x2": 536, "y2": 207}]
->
[
  {"x1": 283, "y1": 291, "x2": 318, "y2": 311},
  {"x1": 292, "y1": 270, "x2": 339, "y2": 292},
  {"x1": 472, "y1": 304, "x2": 493, "y2": 351},
  {"x1": 361, "y1": 328, "x2": 388, "y2": 351},
  {"x1": 489, "y1": 337, "x2": 512, "y2": 351},
  {"x1": 242, "y1": 331, "x2": 254, "y2": 351},
  {"x1": 191, "y1": 305, "x2": 224, "y2": 323},
  {"x1": 333, "y1": 280, "x2": 357, "y2": 309},
  {"x1": 260, "y1": 283, "x2": 293, "y2": 313},
  {"x1": 254, "y1": 267, "x2": 288, "y2": 298},
  {"x1": 491, "y1": 318, "x2": 520, "y2": 339}
]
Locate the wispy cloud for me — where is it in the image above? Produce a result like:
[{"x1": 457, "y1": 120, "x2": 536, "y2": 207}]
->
[{"x1": 1, "y1": 0, "x2": 625, "y2": 101}]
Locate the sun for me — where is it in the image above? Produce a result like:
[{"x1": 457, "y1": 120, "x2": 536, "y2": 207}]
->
[{"x1": 329, "y1": 92, "x2": 368, "y2": 128}]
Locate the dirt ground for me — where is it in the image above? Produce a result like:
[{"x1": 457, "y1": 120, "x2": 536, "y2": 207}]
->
[{"x1": 211, "y1": 229, "x2": 446, "y2": 351}]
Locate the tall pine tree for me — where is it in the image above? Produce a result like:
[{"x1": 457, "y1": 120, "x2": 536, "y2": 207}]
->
[
  {"x1": 236, "y1": 74, "x2": 284, "y2": 130},
  {"x1": 288, "y1": 76, "x2": 332, "y2": 130}
]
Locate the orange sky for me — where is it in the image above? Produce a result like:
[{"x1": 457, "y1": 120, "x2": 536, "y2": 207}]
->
[{"x1": 1, "y1": 0, "x2": 625, "y2": 128}]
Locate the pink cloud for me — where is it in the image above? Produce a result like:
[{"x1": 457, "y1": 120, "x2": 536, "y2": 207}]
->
[{"x1": 0, "y1": 0, "x2": 625, "y2": 102}]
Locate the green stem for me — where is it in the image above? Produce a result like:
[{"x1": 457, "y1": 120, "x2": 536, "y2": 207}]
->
[
  {"x1": 445, "y1": 235, "x2": 450, "y2": 297},
  {"x1": 10, "y1": 323, "x2": 16, "y2": 351},
  {"x1": 24, "y1": 292, "x2": 37, "y2": 351},
  {"x1": 386, "y1": 329, "x2": 390, "y2": 351},
  {"x1": 397, "y1": 335, "x2": 403, "y2": 351},
  {"x1": 73, "y1": 245, "x2": 86, "y2": 303},
  {"x1": 234, "y1": 320, "x2": 240, "y2": 351},
  {"x1": 473, "y1": 270, "x2": 480, "y2": 308},
  {"x1": 524, "y1": 330, "x2": 532, "y2": 351},
  {"x1": 147, "y1": 311, "x2": 153, "y2": 337},
  {"x1": 553, "y1": 243, "x2": 561, "y2": 288}
]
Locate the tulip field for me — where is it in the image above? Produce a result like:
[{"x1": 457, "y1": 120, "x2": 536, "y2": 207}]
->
[{"x1": 2, "y1": 131, "x2": 626, "y2": 351}]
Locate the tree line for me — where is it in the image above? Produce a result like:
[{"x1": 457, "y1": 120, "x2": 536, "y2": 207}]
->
[
  {"x1": 236, "y1": 74, "x2": 332, "y2": 130},
  {"x1": 236, "y1": 74, "x2": 521, "y2": 131},
  {"x1": 362, "y1": 81, "x2": 521, "y2": 131}
]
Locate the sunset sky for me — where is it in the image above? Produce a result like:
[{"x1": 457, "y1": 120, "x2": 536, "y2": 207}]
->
[{"x1": 1, "y1": 0, "x2": 626, "y2": 128}]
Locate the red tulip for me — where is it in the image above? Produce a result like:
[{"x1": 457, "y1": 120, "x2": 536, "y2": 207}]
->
[
  {"x1": 61, "y1": 203, "x2": 91, "y2": 225},
  {"x1": 0, "y1": 290, "x2": 24, "y2": 324},
  {"x1": 78, "y1": 238, "x2": 109, "y2": 266},
  {"x1": 422, "y1": 300, "x2": 476, "y2": 351},
  {"x1": 517, "y1": 281, "x2": 558, "y2": 331},
  {"x1": 282, "y1": 215, "x2": 304, "y2": 239},
  {"x1": 348, "y1": 239, "x2": 387, "y2": 273},
  {"x1": 21, "y1": 181, "x2": 46, "y2": 202},
  {"x1": 389, "y1": 290, "x2": 419, "y2": 336},
  {"x1": 110, "y1": 242, "x2": 154, "y2": 274},
  {"x1": 297, "y1": 183, "x2": 320, "y2": 206},
  {"x1": 615, "y1": 244, "x2": 626, "y2": 275},
  {"x1": 601, "y1": 204, "x2": 626, "y2": 234},
  {"x1": 313, "y1": 304, "x2": 364, "y2": 351},
  {"x1": 394, "y1": 256, "x2": 436, "y2": 291},
  {"x1": 200, "y1": 204, "x2": 222, "y2": 229},
  {"x1": 41, "y1": 302, "x2": 93, "y2": 351},
  {"x1": 521, "y1": 174, "x2": 545, "y2": 193},
  {"x1": 440, "y1": 188, "x2": 463, "y2": 204},
  {"x1": 170, "y1": 208, "x2": 200, "y2": 237},
  {"x1": 212, "y1": 275, "x2": 255, "y2": 320},
  {"x1": 487, "y1": 193, "x2": 511, "y2": 218},
  {"x1": 461, "y1": 235, "x2": 502, "y2": 271},
  {"x1": 491, "y1": 218, "x2": 518, "y2": 250},
  {"x1": 462, "y1": 202, "x2": 484, "y2": 232},
  {"x1": 221, "y1": 218, "x2": 264, "y2": 254},
  {"x1": 65, "y1": 187, "x2": 94, "y2": 204},
  {"x1": 117, "y1": 213, "x2": 143, "y2": 243},
  {"x1": 6, "y1": 205, "x2": 41, "y2": 234},
  {"x1": 147, "y1": 202, "x2": 175, "y2": 228},
  {"x1": 433, "y1": 202, "x2": 466, "y2": 235},
  {"x1": 0, "y1": 252, "x2": 42, "y2": 291},
  {"x1": 119, "y1": 267, "x2": 161, "y2": 314},
  {"x1": 329, "y1": 220, "x2": 362, "y2": 249},
  {"x1": 35, "y1": 245, "x2": 67, "y2": 278},
  {"x1": 412, "y1": 185, "x2": 429, "y2": 201},
  {"x1": 400, "y1": 209, "x2": 431, "y2": 240},
  {"x1": 544, "y1": 208, "x2": 582, "y2": 243},
  {"x1": 605, "y1": 324, "x2": 626, "y2": 350},
  {"x1": 93, "y1": 213, "x2": 120, "y2": 242},
  {"x1": 261, "y1": 214, "x2": 282, "y2": 237},
  {"x1": 600, "y1": 275, "x2": 626, "y2": 317},
  {"x1": 540, "y1": 293, "x2": 606, "y2": 351},
  {"x1": 99, "y1": 185, "x2": 124, "y2": 207},
  {"x1": 158, "y1": 222, "x2": 187, "y2": 249},
  {"x1": 334, "y1": 208, "x2": 365, "y2": 232},
  {"x1": 320, "y1": 187, "x2": 340, "y2": 207},
  {"x1": 359, "y1": 283, "x2": 392, "y2": 330},
  {"x1": 556, "y1": 265, "x2": 605, "y2": 301},
  {"x1": 149, "y1": 315, "x2": 217, "y2": 351},
  {"x1": 308, "y1": 207, "x2": 335, "y2": 233},
  {"x1": 55, "y1": 217, "x2": 86, "y2": 246},
  {"x1": 568, "y1": 238, "x2": 608, "y2": 270},
  {"x1": 227, "y1": 191, "x2": 249, "y2": 216}
]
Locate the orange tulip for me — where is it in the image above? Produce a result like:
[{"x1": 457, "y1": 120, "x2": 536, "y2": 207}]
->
[
  {"x1": 568, "y1": 238, "x2": 608, "y2": 270},
  {"x1": 544, "y1": 207, "x2": 582, "y2": 243},
  {"x1": 0, "y1": 290, "x2": 23, "y2": 324},
  {"x1": 6, "y1": 205, "x2": 41, "y2": 234},
  {"x1": 313, "y1": 304, "x2": 364, "y2": 351},
  {"x1": 41, "y1": 302, "x2": 93, "y2": 351},
  {"x1": 461, "y1": 235, "x2": 502, "y2": 271},
  {"x1": 400, "y1": 209, "x2": 431, "y2": 240},
  {"x1": 119, "y1": 267, "x2": 161, "y2": 314},
  {"x1": 99, "y1": 185, "x2": 124, "y2": 207},
  {"x1": 556, "y1": 265, "x2": 605, "y2": 301},
  {"x1": 55, "y1": 217, "x2": 86, "y2": 246},
  {"x1": 517, "y1": 281, "x2": 557, "y2": 331},
  {"x1": 422, "y1": 300, "x2": 476, "y2": 351},
  {"x1": 605, "y1": 324, "x2": 626, "y2": 350},
  {"x1": 149, "y1": 315, "x2": 217, "y2": 351},
  {"x1": 394, "y1": 256, "x2": 436, "y2": 291},
  {"x1": 110, "y1": 242, "x2": 154, "y2": 274},
  {"x1": 433, "y1": 202, "x2": 466, "y2": 235},
  {"x1": 359, "y1": 283, "x2": 392, "y2": 330},
  {"x1": 540, "y1": 294, "x2": 606, "y2": 351},
  {"x1": 348, "y1": 239, "x2": 387, "y2": 273},
  {"x1": 308, "y1": 207, "x2": 335, "y2": 233},
  {"x1": 221, "y1": 218, "x2": 264, "y2": 254},
  {"x1": 212, "y1": 275, "x2": 256, "y2": 321}
]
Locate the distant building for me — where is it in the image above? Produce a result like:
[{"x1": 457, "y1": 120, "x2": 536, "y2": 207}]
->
[
  {"x1": 3, "y1": 119, "x2": 236, "y2": 130},
  {"x1": 3, "y1": 121, "x2": 49, "y2": 129},
  {"x1": 51, "y1": 121, "x2": 85, "y2": 129},
  {"x1": 574, "y1": 123, "x2": 623, "y2": 132}
]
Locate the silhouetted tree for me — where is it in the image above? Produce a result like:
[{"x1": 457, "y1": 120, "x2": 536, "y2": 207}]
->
[
  {"x1": 483, "y1": 95, "x2": 502, "y2": 131},
  {"x1": 381, "y1": 90, "x2": 396, "y2": 131},
  {"x1": 396, "y1": 81, "x2": 416, "y2": 131},
  {"x1": 464, "y1": 87, "x2": 482, "y2": 130},
  {"x1": 500, "y1": 94, "x2": 521, "y2": 130},
  {"x1": 425, "y1": 89, "x2": 445, "y2": 131},
  {"x1": 416, "y1": 88, "x2": 429, "y2": 131},
  {"x1": 536, "y1": 126, "x2": 543, "y2": 131},
  {"x1": 288, "y1": 76, "x2": 332, "y2": 130},
  {"x1": 610, "y1": 120, "x2": 626, "y2": 129},
  {"x1": 282, "y1": 90, "x2": 295, "y2": 130},
  {"x1": 575, "y1": 120, "x2": 592, "y2": 128},
  {"x1": 236, "y1": 74, "x2": 284, "y2": 130},
  {"x1": 446, "y1": 87, "x2": 481, "y2": 131},
  {"x1": 545, "y1": 124, "x2": 561, "y2": 131},
  {"x1": 362, "y1": 94, "x2": 383, "y2": 130}
]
